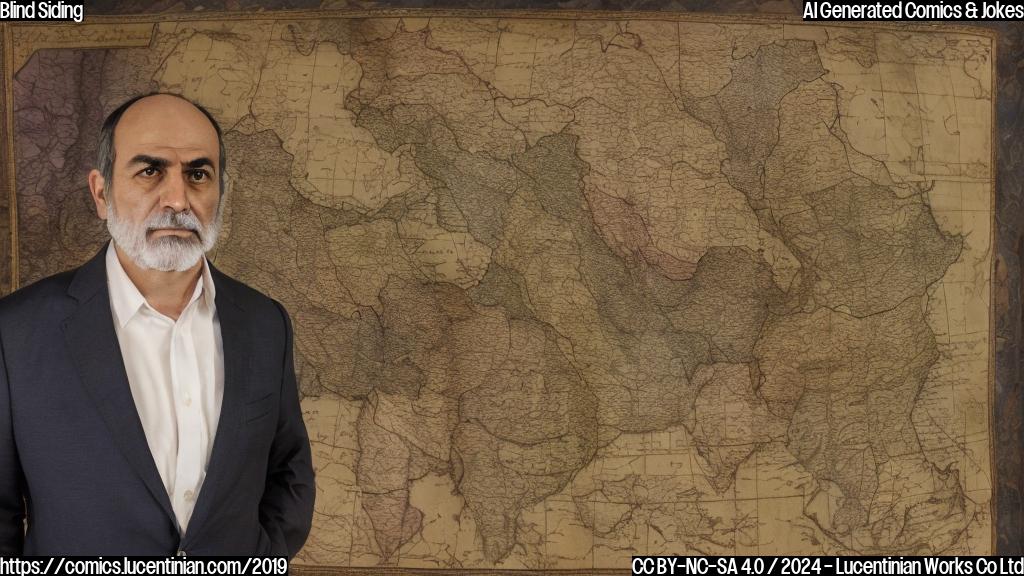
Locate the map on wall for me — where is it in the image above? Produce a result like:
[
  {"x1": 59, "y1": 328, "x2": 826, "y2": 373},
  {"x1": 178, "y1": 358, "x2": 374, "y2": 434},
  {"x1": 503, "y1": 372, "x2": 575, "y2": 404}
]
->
[{"x1": 7, "y1": 12, "x2": 995, "y2": 569}]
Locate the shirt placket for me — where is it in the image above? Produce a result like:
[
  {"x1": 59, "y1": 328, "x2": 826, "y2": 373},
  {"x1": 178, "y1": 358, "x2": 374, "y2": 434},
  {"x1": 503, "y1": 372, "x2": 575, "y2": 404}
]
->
[{"x1": 170, "y1": 304, "x2": 204, "y2": 534}]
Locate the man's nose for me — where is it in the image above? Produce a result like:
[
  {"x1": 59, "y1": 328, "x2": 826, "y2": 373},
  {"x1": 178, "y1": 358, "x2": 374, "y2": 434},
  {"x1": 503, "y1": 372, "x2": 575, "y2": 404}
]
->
[{"x1": 159, "y1": 169, "x2": 190, "y2": 212}]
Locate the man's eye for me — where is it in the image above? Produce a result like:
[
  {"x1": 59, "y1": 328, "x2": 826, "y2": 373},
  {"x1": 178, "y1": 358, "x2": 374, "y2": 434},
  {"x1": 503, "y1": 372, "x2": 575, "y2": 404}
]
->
[
  {"x1": 189, "y1": 170, "x2": 209, "y2": 183},
  {"x1": 140, "y1": 166, "x2": 159, "y2": 177}
]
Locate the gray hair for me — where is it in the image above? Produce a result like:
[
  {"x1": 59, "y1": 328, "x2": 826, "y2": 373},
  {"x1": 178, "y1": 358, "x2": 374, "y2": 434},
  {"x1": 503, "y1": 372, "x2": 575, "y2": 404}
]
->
[{"x1": 96, "y1": 92, "x2": 227, "y2": 196}]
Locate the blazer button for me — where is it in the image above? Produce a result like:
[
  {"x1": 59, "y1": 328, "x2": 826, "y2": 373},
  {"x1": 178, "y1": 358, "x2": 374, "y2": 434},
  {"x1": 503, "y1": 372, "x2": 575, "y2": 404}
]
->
[{"x1": 177, "y1": 550, "x2": 187, "y2": 557}]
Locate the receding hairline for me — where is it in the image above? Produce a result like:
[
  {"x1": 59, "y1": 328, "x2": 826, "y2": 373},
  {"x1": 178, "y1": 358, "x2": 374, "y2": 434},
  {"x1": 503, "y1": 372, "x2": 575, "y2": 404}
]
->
[{"x1": 113, "y1": 94, "x2": 221, "y2": 151}]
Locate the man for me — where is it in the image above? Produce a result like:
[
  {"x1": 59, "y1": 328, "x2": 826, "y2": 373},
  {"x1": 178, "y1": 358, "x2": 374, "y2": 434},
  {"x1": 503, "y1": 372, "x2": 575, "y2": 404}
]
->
[{"x1": 0, "y1": 93, "x2": 315, "y2": 556}]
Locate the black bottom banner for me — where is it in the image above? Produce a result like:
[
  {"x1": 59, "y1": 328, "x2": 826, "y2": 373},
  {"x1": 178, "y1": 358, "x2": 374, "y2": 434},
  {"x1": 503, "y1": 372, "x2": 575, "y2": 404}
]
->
[
  {"x1": 632, "y1": 556, "x2": 1024, "y2": 576},
  {"x1": 0, "y1": 557, "x2": 289, "y2": 576}
]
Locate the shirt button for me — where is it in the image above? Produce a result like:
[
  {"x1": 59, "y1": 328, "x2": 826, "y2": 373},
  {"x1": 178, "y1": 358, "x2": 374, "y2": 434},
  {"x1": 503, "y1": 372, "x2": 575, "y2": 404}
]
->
[
  {"x1": 184, "y1": 394, "x2": 192, "y2": 407},
  {"x1": 184, "y1": 490, "x2": 195, "y2": 502}
]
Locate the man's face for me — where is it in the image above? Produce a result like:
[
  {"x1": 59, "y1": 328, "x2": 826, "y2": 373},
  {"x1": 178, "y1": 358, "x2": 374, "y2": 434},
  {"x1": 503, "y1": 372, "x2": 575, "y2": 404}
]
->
[{"x1": 90, "y1": 95, "x2": 222, "y2": 272}]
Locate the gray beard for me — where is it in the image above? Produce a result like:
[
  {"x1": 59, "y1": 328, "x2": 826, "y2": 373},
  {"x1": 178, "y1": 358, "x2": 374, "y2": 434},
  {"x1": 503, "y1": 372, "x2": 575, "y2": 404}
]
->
[{"x1": 106, "y1": 199, "x2": 221, "y2": 272}]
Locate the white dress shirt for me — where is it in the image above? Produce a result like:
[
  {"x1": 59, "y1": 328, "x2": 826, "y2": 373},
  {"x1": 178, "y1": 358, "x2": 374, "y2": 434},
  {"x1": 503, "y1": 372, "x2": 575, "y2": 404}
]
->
[{"x1": 105, "y1": 242, "x2": 224, "y2": 535}]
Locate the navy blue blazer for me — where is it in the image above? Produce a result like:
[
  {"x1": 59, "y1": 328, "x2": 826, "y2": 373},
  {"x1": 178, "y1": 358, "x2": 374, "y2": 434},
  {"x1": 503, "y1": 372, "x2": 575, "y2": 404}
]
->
[{"x1": 0, "y1": 245, "x2": 315, "y2": 556}]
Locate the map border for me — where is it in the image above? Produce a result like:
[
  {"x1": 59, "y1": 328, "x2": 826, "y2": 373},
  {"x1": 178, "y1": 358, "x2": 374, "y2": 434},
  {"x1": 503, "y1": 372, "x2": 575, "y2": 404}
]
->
[{"x1": 0, "y1": 9, "x2": 1001, "y2": 571}]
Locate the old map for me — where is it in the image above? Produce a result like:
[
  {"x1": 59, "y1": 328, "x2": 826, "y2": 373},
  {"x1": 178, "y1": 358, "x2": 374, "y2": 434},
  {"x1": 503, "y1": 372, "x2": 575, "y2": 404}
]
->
[{"x1": 8, "y1": 12, "x2": 994, "y2": 569}]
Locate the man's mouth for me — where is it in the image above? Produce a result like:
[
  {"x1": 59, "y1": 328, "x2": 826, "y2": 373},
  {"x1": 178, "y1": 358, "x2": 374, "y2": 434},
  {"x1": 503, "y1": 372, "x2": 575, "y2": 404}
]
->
[{"x1": 148, "y1": 227, "x2": 199, "y2": 236}]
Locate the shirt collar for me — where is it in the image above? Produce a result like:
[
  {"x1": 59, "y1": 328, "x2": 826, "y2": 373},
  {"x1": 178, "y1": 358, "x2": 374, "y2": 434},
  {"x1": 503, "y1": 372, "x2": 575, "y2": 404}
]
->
[{"x1": 105, "y1": 242, "x2": 216, "y2": 328}]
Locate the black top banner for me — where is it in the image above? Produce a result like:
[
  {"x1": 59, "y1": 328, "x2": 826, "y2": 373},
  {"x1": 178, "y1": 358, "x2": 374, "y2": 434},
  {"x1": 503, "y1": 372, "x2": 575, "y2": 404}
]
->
[
  {"x1": 802, "y1": 1, "x2": 1024, "y2": 20},
  {"x1": 0, "y1": 2, "x2": 84, "y2": 23}
]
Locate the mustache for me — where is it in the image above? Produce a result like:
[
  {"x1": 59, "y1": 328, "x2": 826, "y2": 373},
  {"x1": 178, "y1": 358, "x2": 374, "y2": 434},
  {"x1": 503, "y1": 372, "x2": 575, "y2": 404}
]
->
[{"x1": 145, "y1": 211, "x2": 202, "y2": 234}]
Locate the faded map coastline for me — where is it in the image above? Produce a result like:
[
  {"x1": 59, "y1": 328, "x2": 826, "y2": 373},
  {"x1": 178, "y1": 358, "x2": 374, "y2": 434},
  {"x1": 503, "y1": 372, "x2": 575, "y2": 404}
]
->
[{"x1": 10, "y1": 13, "x2": 994, "y2": 568}]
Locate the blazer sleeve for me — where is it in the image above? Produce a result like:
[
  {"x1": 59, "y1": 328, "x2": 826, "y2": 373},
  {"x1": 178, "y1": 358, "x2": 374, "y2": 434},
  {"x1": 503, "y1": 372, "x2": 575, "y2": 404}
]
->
[
  {"x1": 258, "y1": 301, "x2": 315, "y2": 559},
  {"x1": 0, "y1": 325, "x2": 25, "y2": 554}
]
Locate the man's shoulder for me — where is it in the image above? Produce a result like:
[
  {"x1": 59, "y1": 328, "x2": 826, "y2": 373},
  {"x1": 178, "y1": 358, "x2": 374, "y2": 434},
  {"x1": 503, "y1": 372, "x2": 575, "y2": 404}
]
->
[
  {"x1": 210, "y1": 266, "x2": 291, "y2": 325},
  {"x1": 0, "y1": 266, "x2": 79, "y2": 320},
  {"x1": 0, "y1": 245, "x2": 106, "y2": 328}
]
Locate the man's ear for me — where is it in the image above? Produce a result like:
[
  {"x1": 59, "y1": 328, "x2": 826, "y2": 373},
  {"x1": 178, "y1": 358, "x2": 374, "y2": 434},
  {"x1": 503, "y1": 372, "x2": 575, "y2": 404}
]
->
[{"x1": 88, "y1": 169, "x2": 108, "y2": 220}]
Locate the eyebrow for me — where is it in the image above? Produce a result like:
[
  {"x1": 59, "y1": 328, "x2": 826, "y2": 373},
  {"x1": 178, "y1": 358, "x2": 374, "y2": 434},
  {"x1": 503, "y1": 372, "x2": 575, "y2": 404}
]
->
[
  {"x1": 185, "y1": 157, "x2": 215, "y2": 171},
  {"x1": 128, "y1": 154, "x2": 169, "y2": 169},
  {"x1": 127, "y1": 155, "x2": 216, "y2": 172}
]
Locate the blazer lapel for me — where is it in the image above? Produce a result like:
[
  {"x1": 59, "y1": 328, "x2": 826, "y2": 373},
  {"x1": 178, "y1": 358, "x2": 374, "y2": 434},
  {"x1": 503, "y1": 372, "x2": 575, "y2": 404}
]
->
[
  {"x1": 181, "y1": 264, "x2": 251, "y2": 545},
  {"x1": 61, "y1": 245, "x2": 176, "y2": 525}
]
